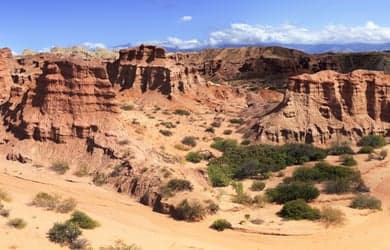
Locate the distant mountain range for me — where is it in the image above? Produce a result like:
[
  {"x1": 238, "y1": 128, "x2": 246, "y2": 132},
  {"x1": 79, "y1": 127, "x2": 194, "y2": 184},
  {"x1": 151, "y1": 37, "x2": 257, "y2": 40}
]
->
[{"x1": 113, "y1": 42, "x2": 390, "y2": 54}]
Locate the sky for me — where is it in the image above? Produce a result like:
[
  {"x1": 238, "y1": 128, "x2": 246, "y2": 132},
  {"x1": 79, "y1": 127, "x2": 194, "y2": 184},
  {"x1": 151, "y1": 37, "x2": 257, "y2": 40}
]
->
[{"x1": 2, "y1": 0, "x2": 390, "y2": 53}]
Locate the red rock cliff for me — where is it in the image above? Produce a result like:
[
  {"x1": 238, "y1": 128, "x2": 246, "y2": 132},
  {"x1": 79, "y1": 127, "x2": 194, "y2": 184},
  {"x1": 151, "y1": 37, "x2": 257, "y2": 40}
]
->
[{"x1": 252, "y1": 70, "x2": 390, "y2": 144}]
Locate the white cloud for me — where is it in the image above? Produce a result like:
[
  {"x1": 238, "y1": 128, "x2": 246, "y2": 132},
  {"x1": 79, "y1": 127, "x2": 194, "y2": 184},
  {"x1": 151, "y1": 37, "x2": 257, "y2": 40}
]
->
[
  {"x1": 180, "y1": 16, "x2": 192, "y2": 22},
  {"x1": 153, "y1": 21, "x2": 390, "y2": 50},
  {"x1": 82, "y1": 42, "x2": 106, "y2": 50}
]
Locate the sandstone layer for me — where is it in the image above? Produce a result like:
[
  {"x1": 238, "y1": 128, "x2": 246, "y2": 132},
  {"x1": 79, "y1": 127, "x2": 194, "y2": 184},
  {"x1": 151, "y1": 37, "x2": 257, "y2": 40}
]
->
[{"x1": 251, "y1": 70, "x2": 390, "y2": 144}]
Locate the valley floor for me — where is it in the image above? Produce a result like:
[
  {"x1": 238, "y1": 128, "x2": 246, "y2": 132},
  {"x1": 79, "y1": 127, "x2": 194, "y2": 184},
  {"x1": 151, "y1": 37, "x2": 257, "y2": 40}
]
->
[{"x1": 1, "y1": 147, "x2": 390, "y2": 250}]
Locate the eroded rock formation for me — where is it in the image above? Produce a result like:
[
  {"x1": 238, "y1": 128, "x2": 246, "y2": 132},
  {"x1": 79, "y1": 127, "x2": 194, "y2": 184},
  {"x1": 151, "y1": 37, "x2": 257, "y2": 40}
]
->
[
  {"x1": 251, "y1": 70, "x2": 390, "y2": 144},
  {"x1": 2, "y1": 58, "x2": 119, "y2": 142},
  {"x1": 107, "y1": 45, "x2": 204, "y2": 96}
]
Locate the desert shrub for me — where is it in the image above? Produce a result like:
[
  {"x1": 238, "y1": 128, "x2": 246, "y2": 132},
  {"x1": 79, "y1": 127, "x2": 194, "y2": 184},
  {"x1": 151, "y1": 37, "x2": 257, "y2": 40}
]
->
[
  {"x1": 186, "y1": 152, "x2": 203, "y2": 163},
  {"x1": 0, "y1": 208, "x2": 10, "y2": 217},
  {"x1": 292, "y1": 161, "x2": 360, "y2": 183},
  {"x1": 277, "y1": 199, "x2": 320, "y2": 220},
  {"x1": 7, "y1": 218, "x2": 27, "y2": 229},
  {"x1": 173, "y1": 109, "x2": 190, "y2": 116},
  {"x1": 0, "y1": 188, "x2": 11, "y2": 202},
  {"x1": 241, "y1": 139, "x2": 251, "y2": 145},
  {"x1": 328, "y1": 143, "x2": 354, "y2": 155},
  {"x1": 92, "y1": 172, "x2": 107, "y2": 186},
  {"x1": 69, "y1": 238, "x2": 90, "y2": 250},
  {"x1": 73, "y1": 165, "x2": 90, "y2": 177},
  {"x1": 205, "y1": 127, "x2": 215, "y2": 133},
  {"x1": 160, "y1": 121, "x2": 176, "y2": 128},
  {"x1": 320, "y1": 206, "x2": 345, "y2": 227},
  {"x1": 165, "y1": 179, "x2": 193, "y2": 193},
  {"x1": 68, "y1": 210, "x2": 99, "y2": 229},
  {"x1": 358, "y1": 135, "x2": 387, "y2": 148},
  {"x1": 31, "y1": 192, "x2": 60, "y2": 210},
  {"x1": 120, "y1": 103, "x2": 134, "y2": 111},
  {"x1": 350, "y1": 194, "x2": 382, "y2": 210},
  {"x1": 205, "y1": 200, "x2": 219, "y2": 214},
  {"x1": 51, "y1": 160, "x2": 70, "y2": 175},
  {"x1": 99, "y1": 240, "x2": 141, "y2": 250},
  {"x1": 48, "y1": 222, "x2": 82, "y2": 244},
  {"x1": 252, "y1": 194, "x2": 267, "y2": 208},
  {"x1": 358, "y1": 146, "x2": 374, "y2": 154},
  {"x1": 340, "y1": 155, "x2": 357, "y2": 166},
  {"x1": 210, "y1": 219, "x2": 232, "y2": 231},
  {"x1": 208, "y1": 143, "x2": 326, "y2": 187},
  {"x1": 211, "y1": 120, "x2": 221, "y2": 127},
  {"x1": 171, "y1": 199, "x2": 205, "y2": 221},
  {"x1": 56, "y1": 198, "x2": 77, "y2": 213},
  {"x1": 229, "y1": 118, "x2": 244, "y2": 125},
  {"x1": 207, "y1": 166, "x2": 231, "y2": 187},
  {"x1": 223, "y1": 129, "x2": 232, "y2": 135},
  {"x1": 266, "y1": 182, "x2": 319, "y2": 204},
  {"x1": 250, "y1": 181, "x2": 265, "y2": 191},
  {"x1": 210, "y1": 138, "x2": 238, "y2": 152},
  {"x1": 379, "y1": 150, "x2": 388, "y2": 160},
  {"x1": 231, "y1": 182, "x2": 252, "y2": 205},
  {"x1": 325, "y1": 178, "x2": 352, "y2": 194},
  {"x1": 159, "y1": 129, "x2": 172, "y2": 136},
  {"x1": 174, "y1": 143, "x2": 191, "y2": 151},
  {"x1": 181, "y1": 136, "x2": 197, "y2": 147}
]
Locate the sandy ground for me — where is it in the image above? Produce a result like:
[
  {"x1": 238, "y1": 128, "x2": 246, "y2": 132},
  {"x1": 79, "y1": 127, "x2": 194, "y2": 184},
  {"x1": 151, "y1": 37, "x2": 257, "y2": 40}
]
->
[{"x1": 0, "y1": 145, "x2": 390, "y2": 250}]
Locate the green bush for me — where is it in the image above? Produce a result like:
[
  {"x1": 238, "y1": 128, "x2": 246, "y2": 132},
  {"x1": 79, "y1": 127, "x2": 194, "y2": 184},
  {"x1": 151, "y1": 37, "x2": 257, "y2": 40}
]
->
[
  {"x1": 328, "y1": 144, "x2": 354, "y2": 155},
  {"x1": 358, "y1": 146, "x2": 374, "y2": 154},
  {"x1": 340, "y1": 155, "x2": 357, "y2": 166},
  {"x1": 186, "y1": 152, "x2": 203, "y2": 163},
  {"x1": 252, "y1": 194, "x2": 267, "y2": 208},
  {"x1": 208, "y1": 143, "x2": 326, "y2": 187},
  {"x1": 358, "y1": 135, "x2": 387, "y2": 148},
  {"x1": 250, "y1": 181, "x2": 265, "y2": 191},
  {"x1": 210, "y1": 219, "x2": 232, "y2": 231},
  {"x1": 48, "y1": 222, "x2": 82, "y2": 244},
  {"x1": 210, "y1": 138, "x2": 238, "y2": 152},
  {"x1": 7, "y1": 218, "x2": 27, "y2": 229},
  {"x1": 159, "y1": 129, "x2": 173, "y2": 136},
  {"x1": 350, "y1": 194, "x2": 382, "y2": 210},
  {"x1": 99, "y1": 240, "x2": 141, "y2": 250},
  {"x1": 51, "y1": 160, "x2": 70, "y2": 174},
  {"x1": 174, "y1": 109, "x2": 190, "y2": 116},
  {"x1": 73, "y1": 165, "x2": 90, "y2": 177},
  {"x1": 277, "y1": 199, "x2": 320, "y2": 220},
  {"x1": 205, "y1": 200, "x2": 219, "y2": 214},
  {"x1": 266, "y1": 182, "x2": 319, "y2": 204},
  {"x1": 324, "y1": 178, "x2": 352, "y2": 194},
  {"x1": 92, "y1": 172, "x2": 107, "y2": 186},
  {"x1": 208, "y1": 166, "x2": 231, "y2": 187},
  {"x1": 171, "y1": 199, "x2": 205, "y2": 221},
  {"x1": 166, "y1": 179, "x2": 193, "y2": 192},
  {"x1": 69, "y1": 238, "x2": 89, "y2": 250},
  {"x1": 68, "y1": 211, "x2": 99, "y2": 229},
  {"x1": 320, "y1": 206, "x2": 345, "y2": 226},
  {"x1": 181, "y1": 136, "x2": 197, "y2": 147}
]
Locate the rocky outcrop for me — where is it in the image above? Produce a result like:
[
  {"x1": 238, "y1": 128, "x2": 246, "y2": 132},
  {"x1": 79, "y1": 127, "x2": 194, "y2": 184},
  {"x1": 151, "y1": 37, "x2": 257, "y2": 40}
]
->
[
  {"x1": 251, "y1": 70, "x2": 390, "y2": 144},
  {"x1": 0, "y1": 48, "x2": 14, "y2": 104},
  {"x1": 107, "y1": 45, "x2": 204, "y2": 96},
  {"x1": 175, "y1": 47, "x2": 390, "y2": 90},
  {"x1": 2, "y1": 58, "x2": 119, "y2": 143}
]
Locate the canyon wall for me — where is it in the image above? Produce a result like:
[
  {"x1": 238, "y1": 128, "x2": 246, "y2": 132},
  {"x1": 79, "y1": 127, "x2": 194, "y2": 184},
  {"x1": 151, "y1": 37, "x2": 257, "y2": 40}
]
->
[{"x1": 251, "y1": 70, "x2": 390, "y2": 144}]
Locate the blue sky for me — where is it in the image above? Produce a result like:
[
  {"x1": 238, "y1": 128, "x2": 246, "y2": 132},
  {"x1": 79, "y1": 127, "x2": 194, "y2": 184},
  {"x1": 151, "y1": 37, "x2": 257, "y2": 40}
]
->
[{"x1": 2, "y1": 0, "x2": 390, "y2": 53}]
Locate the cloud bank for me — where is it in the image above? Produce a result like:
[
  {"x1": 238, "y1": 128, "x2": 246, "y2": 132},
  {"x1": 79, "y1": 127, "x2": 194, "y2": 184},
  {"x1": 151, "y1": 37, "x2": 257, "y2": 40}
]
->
[
  {"x1": 180, "y1": 15, "x2": 193, "y2": 22},
  {"x1": 153, "y1": 21, "x2": 390, "y2": 50}
]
